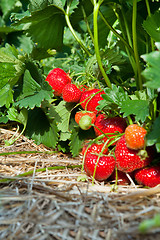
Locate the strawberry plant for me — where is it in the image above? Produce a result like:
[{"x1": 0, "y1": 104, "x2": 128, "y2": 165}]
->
[{"x1": 0, "y1": 0, "x2": 160, "y2": 188}]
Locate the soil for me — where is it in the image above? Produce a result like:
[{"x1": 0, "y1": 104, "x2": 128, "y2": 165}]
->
[{"x1": 0, "y1": 127, "x2": 160, "y2": 240}]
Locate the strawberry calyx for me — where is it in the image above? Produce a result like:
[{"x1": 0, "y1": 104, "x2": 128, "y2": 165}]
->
[{"x1": 137, "y1": 149, "x2": 149, "y2": 160}]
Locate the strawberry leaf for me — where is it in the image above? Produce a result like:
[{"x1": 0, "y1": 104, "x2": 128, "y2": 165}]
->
[
  {"x1": 97, "y1": 84, "x2": 129, "y2": 111},
  {"x1": 141, "y1": 48, "x2": 160, "y2": 89},
  {"x1": 147, "y1": 116, "x2": 160, "y2": 152},
  {"x1": 70, "y1": 127, "x2": 96, "y2": 157},
  {"x1": 120, "y1": 99, "x2": 150, "y2": 122},
  {"x1": 69, "y1": 127, "x2": 83, "y2": 157},
  {"x1": 68, "y1": 0, "x2": 79, "y2": 15},
  {"x1": 12, "y1": 5, "x2": 65, "y2": 50},
  {"x1": 7, "y1": 107, "x2": 28, "y2": 127},
  {"x1": 14, "y1": 70, "x2": 53, "y2": 109},
  {"x1": 25, "y1": 108, "x2": 58, "y2": 148},
  {"x1": 29, "y1": 0, "x2": 64, "y2": 12},
  {"x1": 0, "y1": 44, "x2": 25, "y2": 108},
  {"x1": 53, "y1": 101, "x2": 75, "y2": 141},
  {"x1": 143, "y1": 11, "x2": 160, "y2": 42}
]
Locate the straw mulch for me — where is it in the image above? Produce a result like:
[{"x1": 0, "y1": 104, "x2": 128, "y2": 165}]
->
[{"x1": 0, "y1": 128, "x2": 160, "y2": 240}]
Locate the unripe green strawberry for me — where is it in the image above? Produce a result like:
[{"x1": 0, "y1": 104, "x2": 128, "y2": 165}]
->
[
  {"x1": 134, "y1": 166, "x2": 160, "y2": 188},
  {"x1": 125, "y1": 124, "x2": 147, "y2": 150},
  {"x1": 115, "y1": 135, "x2": 153, "y2": 173},
  {"x1": 94, "y1": 114, "x2": 127, "y2": 145},
  {"x1": 62, "y1": 83, "x2": 82, "y2": 102},
  {"x1": 75, "y1": 111, "x2": 96, "y2": 130},
  {"x1": 79, "y1": 115, "x2": 92, "y2": 130},
  {"x1": 82, "y1": 142, "x2": 108, "y2": 155},
  {"x1": 45, "y1": 68, "x2": 71, "y2": 96},
  {"x1": 84, "y1": 153, "x2": 115, "y2": 181},
  {"x1": 80, "y1": 89, "x2": 105, "y2": 114}
]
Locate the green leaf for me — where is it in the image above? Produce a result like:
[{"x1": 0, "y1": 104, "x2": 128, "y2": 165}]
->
[
  {"x1": 97, "y1": 6, "x2": 117, "y2": 48},
  {"x1": 0, "y1": 111, "x2": 8, "y2": 123},
  {"x1": 14, "y1": 70, "x2": 53, "y2": 109},
  {"x1": 7, "y1": 107, "x2": 28, "y2": 127},
  {"x1": 53, "y1": 101, "x2": 75, "y2": 140},
  {"x1": 0, "y1": 26, "x2": 19, "y2": 34},
  {"x1": 97, "y1": 84, "x2": 129, "y2": 111},
  {"x1": 0, "y1": 84, "x2": 14, "y2": 108},
  {"x1": 25, "y1": 108, "x2": 58, "y2": 148},
  {"x1": 29, "y1": 0, "x2": 64, "y2": 12},
  {"x1": 129, "y1": 89, "x2": 156, "y2": 101},
  {"x1": 12, "y1": 5, "x2": 65, "y2": 50},
  {"x1": 68, "y1": 0, "x2": 79, "y2": 15},
  {"x1": 143, "y1": 11, "x2": 160, "y2": 42},
  {"x1": 69, "y1": 127, "x2": 83, "y2": 157},
  {"x1": 70, "y1": 0, "x2": 93, "y2": 25},
  {"x1": 0, "y1": 44, "x2": 25, "y2": 107},
  {"x1": 0, "y1": 0, "x2": 23, "y2": 22},
  {"x1": 120, "y1": 100, "x2": 150, "y2": 122},
  {"x1": 146, "y1": 116, "x2": 160, "y2": 152},
  {"x1": 0, "y1": 0, "x2": 16, "y2": 14},
  {"x1": 141, "y1": 50, "x2": 160, "y2": 89},
  {"x1": 5, "y1": 107, "x2": 28, "y2": 146}
]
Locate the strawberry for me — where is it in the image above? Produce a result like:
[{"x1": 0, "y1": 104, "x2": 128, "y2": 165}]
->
[
  {"x1": 109, "y1": 170, "x2": 134, "y2": 185},
  {"x1": 62, "y1": 83, "x2": 82, "y2": 102},
  {"x1": 84, "y1": 153, "x2": 115, "y2": 181},
  {"x1": 115, "y1": 135, "x2": 153, "y2": 173},
  {"x1": 94, "y1": 114, "x2": 127, "y2": 145},
  {"x1": 125, "y1": 124, "x2": 147, "y2": 150},
  {"x1": 134, "y1": 166, "x2": 160, "y2": 188},
  {"x1": 82, "y1": 142, "x2": 108, "y2": 155},
  {"x1": 79, "y1": 89, "x2": 105, "y2": 114},
  {"x1": 75, "y1": 111, "x2": 96, "y2": 130},
  {"x1": 45, "y1": 68, "x2": 71, "y2": 96}
]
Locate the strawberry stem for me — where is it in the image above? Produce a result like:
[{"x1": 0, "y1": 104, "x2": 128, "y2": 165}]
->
[
  {"x1": 93, "y1": 0, "x2": 112, "y2": 88},
  {"x1": 145, "y1": 0, "x2": 155, "y2": 52},
  {"x1": 65, "y1": 4, "x2": 91, "y2": 56},
  {"x1": 132, "y1": 0, "x2": 143, "y2": 90}
]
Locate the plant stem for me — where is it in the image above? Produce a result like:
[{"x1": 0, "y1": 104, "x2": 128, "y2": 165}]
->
[
  {"x1": 93, "y1": 1, "x2": 112, "y2": 88},
  {"x1": 99, "y1": 10, "x2": 134, "y2": 56},
  {"x1": 81, "y1": 5, "x2": 94, "y2": 43},
  {"x1": 114, "y1": 6, "x2": 137, "y2": 77},
  {"x1": 0, "y1": 165, "x2": 82, "y2": 183},
  {"x1": 65, "y1": 5, "x2": 91, "y2": 56},
  {"x1": 132, "y1": 0, "x2": 143, "y2": 90},
  {"x1": 145, "y1": 0, "x2": 155, "y2": 52}
]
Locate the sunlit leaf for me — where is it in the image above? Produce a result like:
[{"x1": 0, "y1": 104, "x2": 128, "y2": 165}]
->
[{"x1": 120, "y1": 99, "x2": 150, "y2": 122}]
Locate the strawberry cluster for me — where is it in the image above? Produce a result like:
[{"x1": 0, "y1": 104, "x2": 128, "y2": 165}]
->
[{"x1": 46, "y1": 68, "x2": 159, "y2": 188}]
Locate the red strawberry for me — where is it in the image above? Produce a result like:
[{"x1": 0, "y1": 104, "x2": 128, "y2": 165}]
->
[
  {"x1": 84, "y1": 153, "x2": 115, "y2": 181},
  {"x1": 80, "y1": 89, "x2": 105, "y2": 114},
  {"x1": 115, "y1": 135, "x2": 153, "y2": 173},
  {"x1": 94, "y1": 114, "x2": 127, "y2": 145},
  {"x1": 45, "y1": 68, "x2": 71, "y2": 96},
  {"x1": 125, "y1": 124, "x2": 147, "y2": 150},
  {"x1": 75, "y1": 111, "x2": 96, "y2": 130},
  {"x1": 109, "y1": 170, "x2": 134, "y2": 185},
  {"x1": 82, "y1": 142, "x2": 108, "y2": 155},
  {"x1": 62, "y1": 83, "x2": 82, "y2": 102},
  {"x1": 134, "y1": 166, "x2": 160, "y2": 188}
]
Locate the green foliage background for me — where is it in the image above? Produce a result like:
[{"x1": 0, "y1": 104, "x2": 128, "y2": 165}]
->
[{"x1": 0, "y1": 0, "x2": 160, "y2": 156}]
